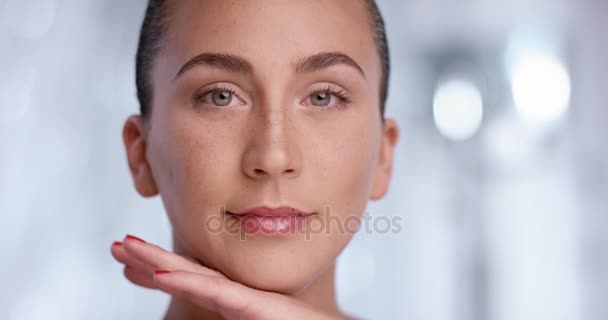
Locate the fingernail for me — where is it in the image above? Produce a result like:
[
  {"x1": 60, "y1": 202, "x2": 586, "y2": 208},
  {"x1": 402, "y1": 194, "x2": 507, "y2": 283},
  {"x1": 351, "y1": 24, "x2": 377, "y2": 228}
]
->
[
  {"x1": 126, "y1": 234, "x2": 146, "y2": 243},
  {"x1": 112, "y1": 241, "x2": 123, "y2": 247},
  {"x1": 154, "y1": 270, "x2": 171, "y2": 275}
]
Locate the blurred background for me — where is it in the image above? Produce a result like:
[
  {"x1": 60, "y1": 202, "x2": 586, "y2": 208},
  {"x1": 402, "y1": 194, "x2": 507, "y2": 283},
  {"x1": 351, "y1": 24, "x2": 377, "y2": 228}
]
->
[{"x1": 0, "y1": 0, "x2": 606, "y2": 319}]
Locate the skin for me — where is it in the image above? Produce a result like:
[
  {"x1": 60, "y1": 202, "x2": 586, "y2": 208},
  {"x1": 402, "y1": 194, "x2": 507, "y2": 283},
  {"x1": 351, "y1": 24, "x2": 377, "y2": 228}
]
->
[{"x1": 113, "y1": 0, "x2": 399, "y2": 319}]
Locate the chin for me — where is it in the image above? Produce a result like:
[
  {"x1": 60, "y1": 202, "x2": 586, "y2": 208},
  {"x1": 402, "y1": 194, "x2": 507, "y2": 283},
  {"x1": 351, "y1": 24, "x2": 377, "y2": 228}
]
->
[
  {"x1": 225, "y1": 264, "x2": 314, "y2": 294},
  {"x1": 210, "y1": 236, "x2": 335, "y2": 294}
]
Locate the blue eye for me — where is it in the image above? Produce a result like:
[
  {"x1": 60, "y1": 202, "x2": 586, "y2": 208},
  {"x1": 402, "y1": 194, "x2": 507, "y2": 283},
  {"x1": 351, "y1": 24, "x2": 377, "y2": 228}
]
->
[
  {"x1": 195, "y1": 86, "x2": 242, "y2": 107},
  {"x1": 310, "y1": 92, "x2": 332, "y2": 106},
  {"x1": 210, "y1": 91, "x2": 233, "y2": 106},
  {"x1": 307, "y1": 85, "x2": 352, "y2": 111}
]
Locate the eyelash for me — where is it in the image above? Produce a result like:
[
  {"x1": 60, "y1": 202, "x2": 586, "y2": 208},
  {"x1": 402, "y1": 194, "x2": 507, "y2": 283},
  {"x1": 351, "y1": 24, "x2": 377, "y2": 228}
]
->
[
  {"x1": 307, "y1": 85, "x2": 352, "y2": 111},
  {"x1": 194, "y1": 85, "x2": 238, "y2": 104},
  {"x1": 193, "y1": 84, "x2": 352, "y2": 110}
]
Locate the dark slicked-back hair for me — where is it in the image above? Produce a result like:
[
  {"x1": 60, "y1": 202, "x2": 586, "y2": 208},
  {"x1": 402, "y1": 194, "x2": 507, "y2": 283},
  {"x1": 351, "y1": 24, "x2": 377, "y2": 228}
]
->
[{"x1": 136, "y1": 0, "x2": 390, "y2": 120}]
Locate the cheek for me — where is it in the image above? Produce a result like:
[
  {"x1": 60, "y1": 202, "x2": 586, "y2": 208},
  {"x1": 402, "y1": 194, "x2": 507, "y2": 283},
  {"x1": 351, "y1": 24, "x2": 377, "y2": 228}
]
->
[
  {"x1": 312, "y1": 118, "x2": 380, "y2": 219},
  {"x1": 148, "y1": 115, "x2": 236, "y2": 226}
]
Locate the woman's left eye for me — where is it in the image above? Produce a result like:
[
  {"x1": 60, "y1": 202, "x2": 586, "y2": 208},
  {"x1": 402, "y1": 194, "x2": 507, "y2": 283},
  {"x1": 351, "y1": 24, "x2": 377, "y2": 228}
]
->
[
  {"x1": 310, "y1": 92, "x2": 333, "y2": 107},
  {"x1": 305, "y1": 87, "x2": 351, "y2": 110}
]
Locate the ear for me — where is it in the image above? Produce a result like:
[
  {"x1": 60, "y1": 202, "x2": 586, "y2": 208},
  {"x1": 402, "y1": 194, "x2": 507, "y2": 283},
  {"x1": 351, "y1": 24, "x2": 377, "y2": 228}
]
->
[
  {"x1": 122, "y1": 115, "x2": 159, "y2": 197},
  {"x1": 369, "y1": 118, "x2": 399, "y2": 200}
]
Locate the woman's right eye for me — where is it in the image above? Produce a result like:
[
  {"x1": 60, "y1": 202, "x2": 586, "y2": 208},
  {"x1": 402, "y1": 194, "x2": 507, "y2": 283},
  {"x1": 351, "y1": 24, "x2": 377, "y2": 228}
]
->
[
  {"x1": 209, "y1": 91, "x2": 233, "y2": 106},
  {"x1": 195, "y1": 88, "x2": 244, "y2": 108}
]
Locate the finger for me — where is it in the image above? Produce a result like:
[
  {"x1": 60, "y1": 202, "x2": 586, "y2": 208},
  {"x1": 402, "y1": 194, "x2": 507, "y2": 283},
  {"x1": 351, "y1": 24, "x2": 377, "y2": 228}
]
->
[
  {"x1": 152, "y1": 270, "x2": 332, "y2": 320},
  {"x1": 122, "y1": 235, "x2": 223, "y2": 277},
  {"x1": 111, "y1": 241, "x2": 159, "y2": 290},
  {"x1": 123, "y1": 266, "x2": 157, "y2": 289},
  {"x1": 152, "y1": 270, "x2": 256, "y2": 317},
  {"x1": 110, "y1": 241, "x2": 150, "y2": 271}
]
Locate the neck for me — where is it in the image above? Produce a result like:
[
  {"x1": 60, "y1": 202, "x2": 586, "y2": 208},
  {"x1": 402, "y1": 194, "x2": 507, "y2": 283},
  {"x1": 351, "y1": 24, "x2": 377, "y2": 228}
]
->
[{"x1": 163, "y1": 235, "x2": 344, "y2": 320}]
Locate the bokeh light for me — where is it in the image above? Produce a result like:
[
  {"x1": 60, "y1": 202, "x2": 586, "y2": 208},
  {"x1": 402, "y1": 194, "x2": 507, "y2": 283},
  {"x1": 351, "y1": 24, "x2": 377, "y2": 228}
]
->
[
  {"x1": 510, "y1": 53, "x2": 571, "y2": 126},
  {"x1": 505, "y1": 22, "x2": 571, "y2": 127},
  {"x1": 433, "y1": 78, "x2": 484, "y2": 141}
]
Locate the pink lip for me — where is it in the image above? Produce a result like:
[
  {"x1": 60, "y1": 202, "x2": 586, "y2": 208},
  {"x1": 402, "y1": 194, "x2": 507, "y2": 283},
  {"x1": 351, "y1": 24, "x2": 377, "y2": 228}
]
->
[
  {"x1": 226, "y1": 206, "x2": 315, "y2": 235},
  {"x1": 228, "y1": 206, "x2": 314, "y2": 217}
]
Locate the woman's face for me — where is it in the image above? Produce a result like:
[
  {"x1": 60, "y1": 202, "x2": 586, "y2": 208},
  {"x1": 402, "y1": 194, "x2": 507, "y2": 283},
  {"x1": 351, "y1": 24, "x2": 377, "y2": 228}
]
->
[{"x1": 125, "y1": 0, "x2": 398, "y2": 293}]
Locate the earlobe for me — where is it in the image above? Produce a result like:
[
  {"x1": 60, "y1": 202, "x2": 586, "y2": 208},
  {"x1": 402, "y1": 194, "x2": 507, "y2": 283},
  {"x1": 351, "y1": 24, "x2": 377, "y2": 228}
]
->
[
  {"x1": 369, "y1": 118, "x2": 399, "y2": 200},
  {"x1": 122, "y1": 115, "x2": 159, "y2": 197}
]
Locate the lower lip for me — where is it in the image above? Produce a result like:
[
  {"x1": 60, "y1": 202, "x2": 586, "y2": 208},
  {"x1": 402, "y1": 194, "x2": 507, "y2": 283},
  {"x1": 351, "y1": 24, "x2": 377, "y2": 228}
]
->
[{"x1": 226, "y1": 213, "x2": 313, "y2": 236}]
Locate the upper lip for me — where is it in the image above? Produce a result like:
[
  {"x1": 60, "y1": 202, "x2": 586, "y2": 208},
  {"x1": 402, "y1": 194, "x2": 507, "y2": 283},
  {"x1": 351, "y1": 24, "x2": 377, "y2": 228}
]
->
[{"x1": 227, "y1": 206, "x2": 314, "y2": 217}]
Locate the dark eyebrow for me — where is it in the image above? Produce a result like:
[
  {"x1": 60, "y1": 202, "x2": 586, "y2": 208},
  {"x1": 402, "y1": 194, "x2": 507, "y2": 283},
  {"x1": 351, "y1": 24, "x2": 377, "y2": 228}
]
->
[
  {"x1": 293, "y1": 52, "x2": 366, "y2": 78},
  {"x1": 174, "y1": 51, "x2": 365, "y2": 80},
  {"x1": 175, "y1": 53, "x2": 253, "y2": 79}
]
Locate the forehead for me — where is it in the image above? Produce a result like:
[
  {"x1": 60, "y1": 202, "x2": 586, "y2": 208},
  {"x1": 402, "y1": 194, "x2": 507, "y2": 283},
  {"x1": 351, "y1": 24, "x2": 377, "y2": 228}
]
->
[{"x1": 158, "y1": 0, "x2": 380, "y2": 83}]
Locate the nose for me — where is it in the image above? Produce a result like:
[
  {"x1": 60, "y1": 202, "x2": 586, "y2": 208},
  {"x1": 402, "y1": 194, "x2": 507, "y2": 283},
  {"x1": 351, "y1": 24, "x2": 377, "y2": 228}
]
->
[{"x1": 241, "y1": 110, "x2": 302, "y2": 181}]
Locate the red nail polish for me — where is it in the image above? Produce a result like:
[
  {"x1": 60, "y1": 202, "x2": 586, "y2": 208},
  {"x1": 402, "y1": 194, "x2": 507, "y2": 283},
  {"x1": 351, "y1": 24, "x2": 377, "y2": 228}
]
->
[
  {"x1": 155, "y1": 270, "x2": 171, "y2": 275},
  {"x1": 112, "y1": 241, "x2": 123, "y2": 246},
  {"x1": 126, "y1": 234, "x2": 146, "y2": 243}
]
